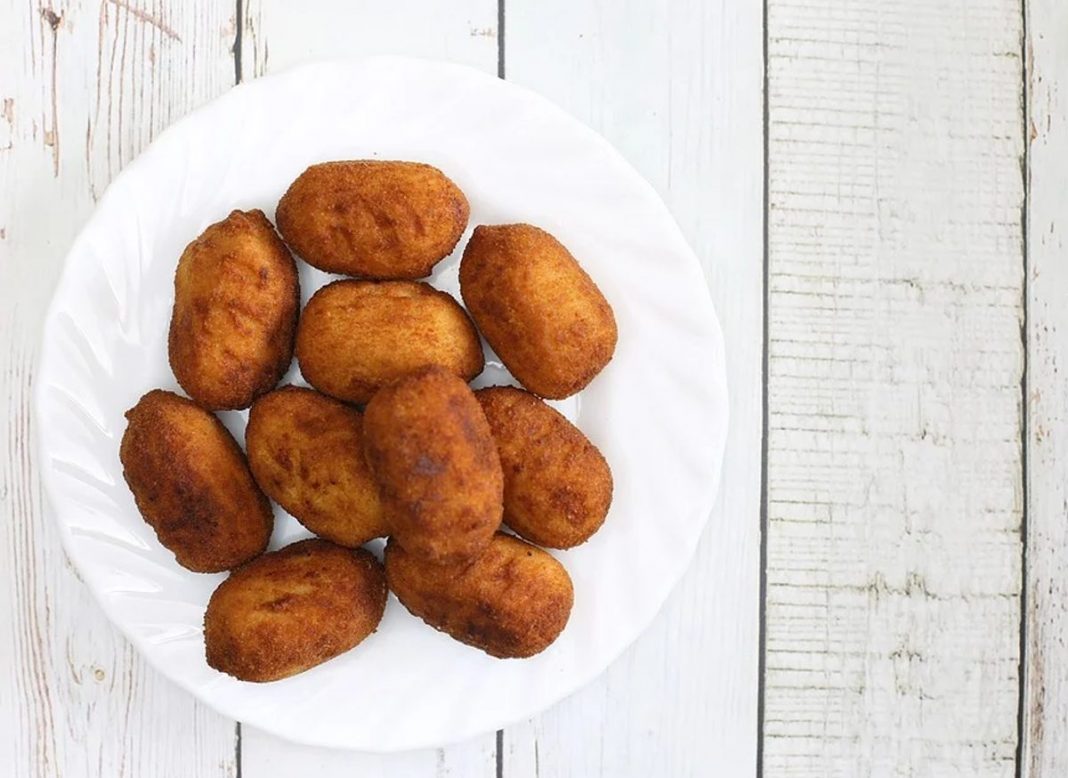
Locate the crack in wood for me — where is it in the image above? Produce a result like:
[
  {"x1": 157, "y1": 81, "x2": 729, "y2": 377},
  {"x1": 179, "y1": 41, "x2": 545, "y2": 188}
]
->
[
  {"x1": 104, "y1": 0, "x2": 180, "y2": 42},
  {"x1": 39, "y1": 6, "x2": 61, "y2": 176}
]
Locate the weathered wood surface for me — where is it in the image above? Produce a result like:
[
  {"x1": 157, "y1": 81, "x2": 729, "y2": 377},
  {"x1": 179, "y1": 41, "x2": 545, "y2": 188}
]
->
[
  {"x1": 1022, "y1": 0, "x2": 1068, "y2": 774},
  {"x1": 499, "y1": 0, "x2": 763, "y2": 775},
  {"x1": 763, "y1": 0, "x2": 1026, "y2": 775},
  {"x1": 1, "y1": 2, "x2": 239, "y2": 776}
]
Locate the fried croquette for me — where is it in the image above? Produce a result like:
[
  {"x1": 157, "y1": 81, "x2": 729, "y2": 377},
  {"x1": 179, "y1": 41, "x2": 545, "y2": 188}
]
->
[
  {"x1": 276, "y1": 160, "x2": 469, "y2": 279},
  {"x1": 362, "y1": 366, "x2": 502, "y2": 564},
  {"x1": 385, "y1": 532, "x2": 573, "y2": 658},
  {"x1": 295, "y1": 280, "x2": 484, "y2": 405},
  {"x1": 119, "y1": 389, "x2": 272, "y2": 572},
  {"x1": 476, "y1": 386, "x2": 612, "y2": 548},
  {"x1": 459, "y1": 223, "x2": 617, "y2": 399},
  {"x1": 168, "y1": 209, "x2": 299, "y2": 410},
  {"x1": 245, "y1": 386, "x2": 388, "y2": 547},
  {"x1": 204, "y1": 539, "x2": 387, "y2": 682}
]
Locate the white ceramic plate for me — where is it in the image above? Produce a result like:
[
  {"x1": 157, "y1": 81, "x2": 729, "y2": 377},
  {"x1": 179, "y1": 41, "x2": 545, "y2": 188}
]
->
[{"x1": 35, "y1": 57, "x2": 728, "y2": 752}]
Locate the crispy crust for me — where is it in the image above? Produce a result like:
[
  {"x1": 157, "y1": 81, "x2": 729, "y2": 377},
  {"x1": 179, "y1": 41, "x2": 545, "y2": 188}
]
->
[
  {"x1": 276, "y1": 160, "x2": 469, "y2": 279},
  {"x1": 385, "y1": 533, "x2": 573, "y2": 659},
  {"x1": 168, "y1": 209, "x2": 299, "y2": 410},
  {"x1": 204, "y1": 539, "x2": 387, "y2": 682},
  {"x1": 295, "y1": 279, "x2": 484, "y2": 405},
  {"x1": 119, "y1": 389, "x2": 272, "y2": 572},
  {"x1": 476, "y1": 386, "x2": 612, "y2": 548},
  {"x1": 245, "y1": 386, "x2": 388, "y2": 547},
  {"x1": 362, "y1": 366, "x2": 502, "y2": 564},
  {"x1": 459, "y1": 223, "x2": 617, "y2": 399}
]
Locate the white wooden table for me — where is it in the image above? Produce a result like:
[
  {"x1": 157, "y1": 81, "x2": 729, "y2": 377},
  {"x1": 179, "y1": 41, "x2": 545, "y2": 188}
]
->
[{"x1": 1, "y1": 1, "x2": 1061, "y2": 775}]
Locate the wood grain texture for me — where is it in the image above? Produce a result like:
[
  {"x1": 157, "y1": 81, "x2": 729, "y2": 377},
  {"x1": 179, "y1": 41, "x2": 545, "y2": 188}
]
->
[
  {"x1": 500, "y1": 1, "x2": 763, "y2": 775},
  {"x1": 764, "y1": 1, "x2": 1025, "y2": 775},
  {"x1": 238, "y1": 0, "x2": 498, "y2": 80},
  {"x1": 1022, "y1": 0, "x2": 1068, "y2": 774},
  {"x1": 235, "y1": 1, "x2": 499, "y2": 772},
  {"x1": 238, "y1": 737, "x2": 498, "y2": 778},
  {"x1": 0, "y1": 1, "x2": 238, "y2": 776}
]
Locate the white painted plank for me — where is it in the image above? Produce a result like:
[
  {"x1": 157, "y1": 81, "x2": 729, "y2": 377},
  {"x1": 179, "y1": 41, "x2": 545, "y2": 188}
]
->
[
  {"x1": 237, "y1": 737, "x2": 497, "y2": 778},
  {"x1": 235, "y1": 1, "x2": 500, "y2": 773},
  {"x1": 764, "y1": 1, "x2": 1024, "y2": 776},
  {"x1": 1022, "y1": 0, "x2": 1068, "y2": 774},
  {"x1": 238, "y1": 0, "x2": 498, "y2": 81},
  {"x1": 1, "y1": 1, "x2": 238, "y2": 776},
  {"x1": 501, "y1": 1, "x2": 763, "y2": 775}
]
